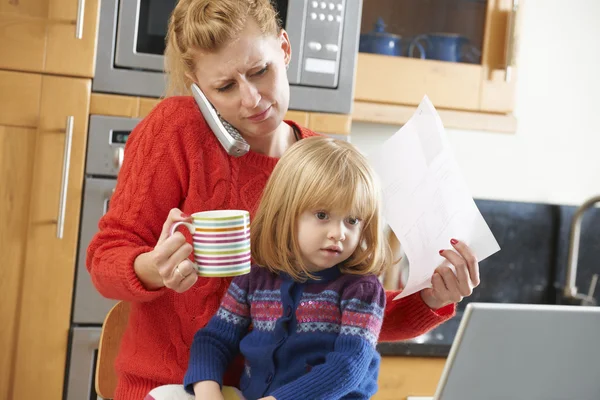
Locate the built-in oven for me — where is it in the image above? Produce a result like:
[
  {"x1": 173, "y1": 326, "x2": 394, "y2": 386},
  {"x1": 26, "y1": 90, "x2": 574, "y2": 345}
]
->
[
  {"x1": 64, "y1": 115, "x2": 140, "y2": 400},
  {"x1": 94, "y1": 0, "x2": 362, "y2": 114}
]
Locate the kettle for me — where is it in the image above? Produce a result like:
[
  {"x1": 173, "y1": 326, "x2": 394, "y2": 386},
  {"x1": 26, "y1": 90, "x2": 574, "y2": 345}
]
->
[{"x1": 359, "y1": 17, "x2": 402, "y2": 57}]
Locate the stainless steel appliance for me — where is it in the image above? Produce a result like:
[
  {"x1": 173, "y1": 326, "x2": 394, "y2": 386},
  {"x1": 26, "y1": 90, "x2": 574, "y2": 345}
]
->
[
  {"x1": 93, "y1": 0, "x2": 363, "y2": 114},
  {"x1": 64, "y1": 115, "x2": 140, "y2": 400}
]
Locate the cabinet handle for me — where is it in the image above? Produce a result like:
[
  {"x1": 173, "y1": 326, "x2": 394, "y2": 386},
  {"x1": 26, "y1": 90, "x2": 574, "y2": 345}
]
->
[
  {"x1": 57, "y1": 116, "x2": 74, "y2": 239},
  {"x1": 504, "y1": 0, "x2": 521, "y2": 82},
  {"x1": 75, "y1": 0, "x2": 86, "y2": 39}
]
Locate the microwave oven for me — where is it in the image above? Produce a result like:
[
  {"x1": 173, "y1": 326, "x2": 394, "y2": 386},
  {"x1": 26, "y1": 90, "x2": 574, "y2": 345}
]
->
[{"x1": 93, "y1": 0, "x2": 363, "y2": 114}]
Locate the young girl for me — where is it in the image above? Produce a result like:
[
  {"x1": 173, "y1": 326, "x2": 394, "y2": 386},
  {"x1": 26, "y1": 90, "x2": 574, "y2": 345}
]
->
[{"x1": 183, "y1": 136, "x2": 393, "y2": 400}]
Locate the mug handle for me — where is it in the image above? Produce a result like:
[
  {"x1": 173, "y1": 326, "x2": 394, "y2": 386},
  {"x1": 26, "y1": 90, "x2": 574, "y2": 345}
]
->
[
  {"x1": 460, "y1": 42, "x2": 481, "y2": 64},
  {"x1": 408, "y1": 35, "x2": 427, "y2": 59},
  {"x1": 170, "y1": 221, "x2": 195, "y2": 237}
]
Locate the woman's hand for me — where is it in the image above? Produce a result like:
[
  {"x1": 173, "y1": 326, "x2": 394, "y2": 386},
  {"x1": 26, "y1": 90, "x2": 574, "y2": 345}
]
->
[
  {"x1": 420, "y1": 238, "x2": 480, "y2": 310},
  {"x1": 194, "y1": 381, "x2": 224, "y2": 400},
  {"x1": 134, "y1": 208, "x2": 197, "y2": 292},
  {"x1": 258, "y1": 397, "x2": 276, "y2": 400}
]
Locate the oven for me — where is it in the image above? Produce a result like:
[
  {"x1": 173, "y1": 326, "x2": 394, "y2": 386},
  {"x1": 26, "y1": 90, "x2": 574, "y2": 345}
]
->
[
  {"x1": 64, "y1": 115, "x2": 140, "y2": 400},
  {"x1": 93, "y1": 0, "x2": 363, "y2": 114}
]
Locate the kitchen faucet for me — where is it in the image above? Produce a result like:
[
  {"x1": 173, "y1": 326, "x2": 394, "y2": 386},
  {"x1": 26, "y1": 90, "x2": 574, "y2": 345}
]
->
[{"x1": 563, "y1": 195, "x2": 600, "y2": 306}]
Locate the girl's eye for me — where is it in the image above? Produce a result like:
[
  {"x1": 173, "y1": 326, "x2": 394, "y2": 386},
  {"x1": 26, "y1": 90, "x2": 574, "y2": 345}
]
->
[
  {"x1": 315, "y1": 211, "x2": 328, "y2": 220},
  {"x1": 346, "y1": 217, "x2": 360, "y2": 226},
  {"x1": 217, "y1": 83, "x2": 234, "y2": 93}
]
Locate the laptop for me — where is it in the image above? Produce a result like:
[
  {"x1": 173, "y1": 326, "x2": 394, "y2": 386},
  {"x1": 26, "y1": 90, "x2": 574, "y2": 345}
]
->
[{"x1": 432, "y1": 302, "x2": 600, "y2": 400}]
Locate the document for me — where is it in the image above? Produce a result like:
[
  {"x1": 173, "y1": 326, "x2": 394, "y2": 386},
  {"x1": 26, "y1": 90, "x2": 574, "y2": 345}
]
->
[{"x1": 369, "y1": 96, "x2": 500, "y2": 299}]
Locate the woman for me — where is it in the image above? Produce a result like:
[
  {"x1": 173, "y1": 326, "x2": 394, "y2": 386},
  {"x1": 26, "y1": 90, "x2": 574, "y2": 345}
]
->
[{"x1": 87, "y1": 1, "x2": 480, "y2": 399}]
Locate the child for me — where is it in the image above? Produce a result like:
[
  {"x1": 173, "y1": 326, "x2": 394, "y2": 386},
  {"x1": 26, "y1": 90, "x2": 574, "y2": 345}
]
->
[{"x1": 184, "y1": 136, "x2": 393, "y2": 400}]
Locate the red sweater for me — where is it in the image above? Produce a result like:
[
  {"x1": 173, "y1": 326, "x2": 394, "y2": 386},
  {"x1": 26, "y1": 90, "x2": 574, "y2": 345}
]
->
[{"x1": 86, "y1": 96, "x2": 454, "y2": 399}]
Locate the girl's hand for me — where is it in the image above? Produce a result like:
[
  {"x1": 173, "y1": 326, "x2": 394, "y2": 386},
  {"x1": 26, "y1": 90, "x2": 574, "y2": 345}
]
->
[
  {"x1": 258, "y1": 397, "x2": 276, "y2": 400},
  {"x1": 134, "y1": 208, "x2": 197, "y2": 292},
  {"x1": 420, "y1": 238, "x2": 480, "y2": 310}
]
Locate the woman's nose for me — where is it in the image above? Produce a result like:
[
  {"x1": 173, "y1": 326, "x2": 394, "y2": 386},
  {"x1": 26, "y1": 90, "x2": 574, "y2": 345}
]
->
[{"x1": 239, "y1": 82, "x2": 261, "y2": 109}]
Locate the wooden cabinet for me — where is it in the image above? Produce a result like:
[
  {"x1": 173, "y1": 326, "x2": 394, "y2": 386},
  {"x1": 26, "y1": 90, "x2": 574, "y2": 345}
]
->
[
  {"x1": 0, "y1": 70, "x2": 90, "y2": 400},
  {"x1": 374, "y1": 357, "x2": 447, "y2": 399},
  {"x1": 0, "y1": 0, "x2": 99, "y2": 77},
  {"x1": 354, "y1": 0, "x2": 523, "y2": 130}
]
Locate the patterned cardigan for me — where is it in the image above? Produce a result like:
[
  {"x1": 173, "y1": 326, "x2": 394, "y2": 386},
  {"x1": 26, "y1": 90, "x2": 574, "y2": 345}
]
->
[{"x1": 184, "y1": 265, "x2": 386, "y2": 400}]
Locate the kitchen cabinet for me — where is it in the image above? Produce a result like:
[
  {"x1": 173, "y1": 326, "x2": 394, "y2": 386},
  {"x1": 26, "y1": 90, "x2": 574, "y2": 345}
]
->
[
  {"x1": 374, "y1": 357, "x2": 446, "y2": 399},
  {"x1": 0, "y1": 70, "x2": 90, "y2": 400},
  {"x1": 355, "y1": 0, "x2": 523, "y2": 130},
  {"x1": 0, "y1": 0, "x2": 100, "y2": 77}
]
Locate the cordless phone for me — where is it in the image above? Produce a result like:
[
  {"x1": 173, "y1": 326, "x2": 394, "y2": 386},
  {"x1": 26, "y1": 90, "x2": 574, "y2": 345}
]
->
[{"x1": 191, "y1": 83, "x2": 250, "y2": 157}]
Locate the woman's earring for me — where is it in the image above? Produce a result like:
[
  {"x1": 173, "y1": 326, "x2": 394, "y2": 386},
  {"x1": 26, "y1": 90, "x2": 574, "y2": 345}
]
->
[{"x1": 285, "y1": 63, "x2": 290, "y2": 71}]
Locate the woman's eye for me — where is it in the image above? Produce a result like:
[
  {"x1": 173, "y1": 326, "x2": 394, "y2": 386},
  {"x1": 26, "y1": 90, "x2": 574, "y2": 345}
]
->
[
  {"x1": 254, "y1": 66, "x2": 268, "y2": 76},
  {"x1": 217, "y1": 83, "x2": 234, "y2": 93},
  {"x1": 315, "y1": 211, "x2": 328, "y2": 220}
]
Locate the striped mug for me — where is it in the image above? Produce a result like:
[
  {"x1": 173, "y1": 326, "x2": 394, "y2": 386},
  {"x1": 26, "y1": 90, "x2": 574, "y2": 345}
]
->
[{"x1": 170, "y1": 210, "x2": 251, "y2": 277}]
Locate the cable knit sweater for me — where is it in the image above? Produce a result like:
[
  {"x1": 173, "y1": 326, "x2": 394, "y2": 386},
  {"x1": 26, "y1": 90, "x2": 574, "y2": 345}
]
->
[{"x1": 86, "y1": 96, "x2": 455, "y2": 399}]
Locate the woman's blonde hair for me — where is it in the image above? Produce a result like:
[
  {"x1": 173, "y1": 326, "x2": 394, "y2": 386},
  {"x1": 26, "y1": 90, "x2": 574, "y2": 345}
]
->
[
  {"x1": 164, "y1": 0, "x2": 281, "y2": 96},
  {"x1": 252, "y1": 136, "x2": 393, "y2": 281}
]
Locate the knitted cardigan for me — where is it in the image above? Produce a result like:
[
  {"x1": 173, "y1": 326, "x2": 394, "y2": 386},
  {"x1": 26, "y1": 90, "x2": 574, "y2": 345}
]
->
[{"x1": 185, "y1": 265, "x2": 385, "y2": 399}]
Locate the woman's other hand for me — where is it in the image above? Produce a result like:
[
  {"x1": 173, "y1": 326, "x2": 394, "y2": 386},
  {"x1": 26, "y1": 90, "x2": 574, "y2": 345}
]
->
[
  {"x1": 134, "y1": 208, "x2": 197, "y2": 292},
  {"x1": 420, "y1": 239, "x2": 480, "y2": 310}
]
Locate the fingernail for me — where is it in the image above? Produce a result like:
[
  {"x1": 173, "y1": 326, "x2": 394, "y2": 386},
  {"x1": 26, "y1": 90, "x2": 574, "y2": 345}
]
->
[
  {"x1": 450, "y1": 238, "x2": 458, "y2": 245},
  {"x1": 181, "y1": 213, "x2": 191, "y2": 218},
  {"x1": 439, "y1": 249, "x2": 444, "y2": 255}
]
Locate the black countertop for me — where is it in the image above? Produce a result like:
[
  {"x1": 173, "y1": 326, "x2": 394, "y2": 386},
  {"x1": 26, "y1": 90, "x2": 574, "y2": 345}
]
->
[{"x1": 377, "y1": 314, "x2": 462, "y2": 357}]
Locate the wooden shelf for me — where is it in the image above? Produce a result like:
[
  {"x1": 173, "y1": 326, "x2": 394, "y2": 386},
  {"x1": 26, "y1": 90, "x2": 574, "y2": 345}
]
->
[{"x1": 352, "y1": 100, "x2": 517, "y2": 133}]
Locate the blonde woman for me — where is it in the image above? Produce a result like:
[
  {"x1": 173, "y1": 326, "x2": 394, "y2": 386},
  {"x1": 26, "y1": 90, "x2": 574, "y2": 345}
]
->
[
  {"x1": 184, "y1": 137, "x2": 390, "y2": 400},
  {"x1": 87, "y1": 1, "x2": 481, "y2": 398}
]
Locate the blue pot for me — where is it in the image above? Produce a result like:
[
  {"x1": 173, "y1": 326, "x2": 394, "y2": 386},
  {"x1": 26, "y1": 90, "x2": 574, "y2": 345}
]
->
[
  {"x1": 409, "y1": 33, "x2": 481, "y2": 63},
  {"x1": 359, "y1": 17, "x2": 402, "y2": 57}
]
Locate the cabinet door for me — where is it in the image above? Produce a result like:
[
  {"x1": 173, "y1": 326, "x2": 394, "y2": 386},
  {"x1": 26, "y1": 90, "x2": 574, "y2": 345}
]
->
[
  {"x1": 0, "y1": 71, "x2": 40, "y2": 400},
  {"x1": 11, "y1": 75, "x2": 90, "y2": 400},
  {"x1": 46, "y1": 0, "x2": 100, "y2": 77},
  {"x1": 355, "y1": 0, "x2": 520, "y2": 113},
  {"x1": 0, "y1": 0, "x2": 99, "y2": 77},
  {"x1": 0, "y1": 0, "x2": 49, "y2": 72}
]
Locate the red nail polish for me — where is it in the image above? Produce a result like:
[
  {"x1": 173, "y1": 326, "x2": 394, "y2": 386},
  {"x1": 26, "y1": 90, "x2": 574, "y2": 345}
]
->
[
  {"x1": 439, "y1": 249, "x2": 444, "y2": 255},
  {"x1": 450, "y1": 238, "x2": 458, "y2": 245}
]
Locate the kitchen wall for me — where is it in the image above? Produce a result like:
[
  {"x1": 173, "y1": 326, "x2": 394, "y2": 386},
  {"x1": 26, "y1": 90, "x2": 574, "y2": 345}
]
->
[{"x1": 351, "y1": 0, "x2": 600, "y2": 206}]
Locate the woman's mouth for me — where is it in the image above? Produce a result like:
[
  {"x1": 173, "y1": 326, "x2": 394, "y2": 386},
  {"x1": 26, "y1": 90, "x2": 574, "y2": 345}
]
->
[{"x1": 247, "y1": 106, "x2": 271, "y2": 122}]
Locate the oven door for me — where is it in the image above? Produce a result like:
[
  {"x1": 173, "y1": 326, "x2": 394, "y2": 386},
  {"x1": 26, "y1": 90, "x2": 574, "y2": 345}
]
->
[
  {"x1": 73, "y1": 177, "x2": 119, "y2": 324},
  {"x1": 64, "y1": 327, "x2": 102, "y2": 400}
]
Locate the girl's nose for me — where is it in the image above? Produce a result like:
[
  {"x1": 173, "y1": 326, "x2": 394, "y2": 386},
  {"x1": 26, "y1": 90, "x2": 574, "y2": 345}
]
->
[{"x1": 328, "y1": 222, "x2": 346, "y2": 242}]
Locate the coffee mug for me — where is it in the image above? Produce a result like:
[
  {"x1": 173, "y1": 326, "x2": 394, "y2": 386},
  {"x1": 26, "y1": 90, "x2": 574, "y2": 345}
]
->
[{"x1": 170, "y1": 210, "x2": 251, "y2": 277}]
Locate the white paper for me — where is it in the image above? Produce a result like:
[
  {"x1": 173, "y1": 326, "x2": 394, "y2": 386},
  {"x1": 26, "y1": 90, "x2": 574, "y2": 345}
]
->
[{"x1": 369, "y1": 96, "x2": 500, "y2": 300}]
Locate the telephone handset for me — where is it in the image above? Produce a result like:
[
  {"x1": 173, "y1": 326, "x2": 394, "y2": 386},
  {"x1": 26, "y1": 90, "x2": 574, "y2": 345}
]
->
[{"x1": 191, "y1": 83, "x2": 250, "y2": 157}]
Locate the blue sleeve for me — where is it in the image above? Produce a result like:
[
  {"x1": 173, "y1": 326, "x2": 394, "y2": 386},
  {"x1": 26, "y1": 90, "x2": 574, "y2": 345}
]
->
[
  {"x1": 270, "y1": 281, "x2": 386, "y2": 400},
  {"x1": 183, "y1": 275, "x2": 252, "y2": 394}
]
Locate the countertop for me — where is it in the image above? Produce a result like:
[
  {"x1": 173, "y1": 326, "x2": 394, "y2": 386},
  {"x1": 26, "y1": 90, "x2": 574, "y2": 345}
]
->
[{"x1": 377, "y1": 313, "x2": 462, "y2": 358}]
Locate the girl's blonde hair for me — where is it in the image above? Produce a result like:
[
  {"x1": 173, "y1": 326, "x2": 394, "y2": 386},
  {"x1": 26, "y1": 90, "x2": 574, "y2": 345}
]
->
[
  {"x1": 164, "y1": 0, "x2": 281, "y2": 96},
  {"x1": 252, "y1": 136, "x2": 393, "y2": 281}
]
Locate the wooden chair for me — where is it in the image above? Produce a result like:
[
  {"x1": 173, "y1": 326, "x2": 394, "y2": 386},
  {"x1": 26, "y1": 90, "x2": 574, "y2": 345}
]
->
[{"x1": 95, "y1": 301, "x2": 131, "y2": 399}]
